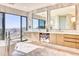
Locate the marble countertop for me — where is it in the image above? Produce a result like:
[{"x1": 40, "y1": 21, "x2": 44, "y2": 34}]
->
[{"x1": 25, "y1": 30, "x2": 79, "y2": 35}]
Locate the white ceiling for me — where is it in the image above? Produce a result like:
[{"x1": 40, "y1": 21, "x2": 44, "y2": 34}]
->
[{"x1": 0, "y1": 3, "x2": 54, "y2": 12}]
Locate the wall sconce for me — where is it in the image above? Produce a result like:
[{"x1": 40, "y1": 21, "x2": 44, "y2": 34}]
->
[
  {"x1": 71, "y1": 16, "x2": 76, "y2": 29},
  {"x1": 50, "y1": 20, "x2": 53, "y2": 25},
  {"x1": 71, "y1": 17, "x2": 76, "y2": 23}
]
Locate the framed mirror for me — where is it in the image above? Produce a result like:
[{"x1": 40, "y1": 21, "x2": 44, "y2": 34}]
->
[
  {"x1": 50, "y1": 5, "x2": 76, "y2": 31},
  {"x1": 32, "y1": 10, "x2": 47, "y2": 32}
]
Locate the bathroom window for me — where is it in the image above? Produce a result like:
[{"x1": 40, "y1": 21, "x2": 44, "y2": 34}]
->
[
  {"x1": 5, "y1": 14, "x2": 20, "y2": 40},
  {"x1": 0, "y1": 13, "x2": 3, "y2": 40}
]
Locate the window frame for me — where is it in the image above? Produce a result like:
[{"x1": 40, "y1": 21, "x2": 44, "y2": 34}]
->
[{"x1": 0, "y1": 12, "x2": 28, "y2": 41}]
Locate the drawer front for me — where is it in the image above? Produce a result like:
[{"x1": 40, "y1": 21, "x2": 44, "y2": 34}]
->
[
  {"x1": 64, "y1": 34, "x2": 76, "y2": 39},
  {"x1": 64, "y1": 34, "x2": 79, "y2": 49},
  {"x1": 76, "y1": 43, "x2": 79, "y2": 49},
  {"x1": 64, "y1": 41, "x2": 76, "y2": 48}
]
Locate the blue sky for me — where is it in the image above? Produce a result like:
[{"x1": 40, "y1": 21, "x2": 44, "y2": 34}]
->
[{"x1": 5, "y1": 14, "x2": 26, "y2": 29}]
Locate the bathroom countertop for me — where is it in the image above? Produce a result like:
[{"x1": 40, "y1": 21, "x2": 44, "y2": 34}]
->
[{"x1": 25, "y1": 31, "x2": 79, "y2": 35}]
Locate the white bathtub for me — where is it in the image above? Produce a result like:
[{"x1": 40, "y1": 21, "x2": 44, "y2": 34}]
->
[{"x1": 15, "y1": 42, "x2": 43, "y2": 53}]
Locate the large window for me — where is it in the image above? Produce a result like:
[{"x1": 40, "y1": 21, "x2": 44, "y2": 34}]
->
[
  {"x1": 0, "y1": 13, "x2": 3, "y2": 40},
  {"x1": 5, "y1": 14, "x2": 21, "y2": 40},
  {"x1": 0, "y1": 13, "x2": 28, "y2": 41},
  {"x1": 5, "y1": 14, "x2": 28, "y2": 41}
]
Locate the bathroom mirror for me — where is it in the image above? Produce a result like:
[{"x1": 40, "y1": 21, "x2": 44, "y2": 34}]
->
[
  {"x1": 32, "y1": 10, "x2": 47, "y2": 31},
  {"x1": 50, "y1": 5, "x2": 76, "y2": 31}
]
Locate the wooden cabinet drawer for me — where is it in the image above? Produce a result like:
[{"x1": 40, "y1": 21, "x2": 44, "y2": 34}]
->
[
  {"x1": 64, "y1": 41, "x2": 76, "y2": 48},
  {"x1": 76, "y1": 43, "x2": 79, "y2": 49},
  {"x1": 64, "y1": 34, "x2": 79, "y2": 49},
  {"x1": 64, "y1": 34, "x2": 76, "y2": 39},
  {"x1": 76, "y1": 39, "x2": 79, "y2": 49}
]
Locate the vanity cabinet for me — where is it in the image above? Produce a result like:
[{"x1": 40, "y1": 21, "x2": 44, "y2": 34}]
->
[
  {"x1": 75, "y1": 35, "x2": 79, "y2": 49},
  {"x1": 31, "y1": 32, "x2": 39, "y2": 42},
  {"x1": 50, "y1": 34, "x2": 79, "y2": 49},
  {"x1": 50, "y1": 34, "x2": 64, "y2": 45},
  {"x1": 64, "y1": 41, "x2": 76, "y2": 48},
  {"x1": 64, "y1": 34, "x2": 79, "y2": 48},
  {"x1": 25, "y1": 32, "x2": 79, "y2": 49},
  {"x1": 50, "y1": 34, "x2": 57, "y2": 44},
  {"x1": 24, "y1": 32, "x2": 40, "y2": 42},
  {"x1": 56, "y1": 34, "x2": 64, "y2": 45}
]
